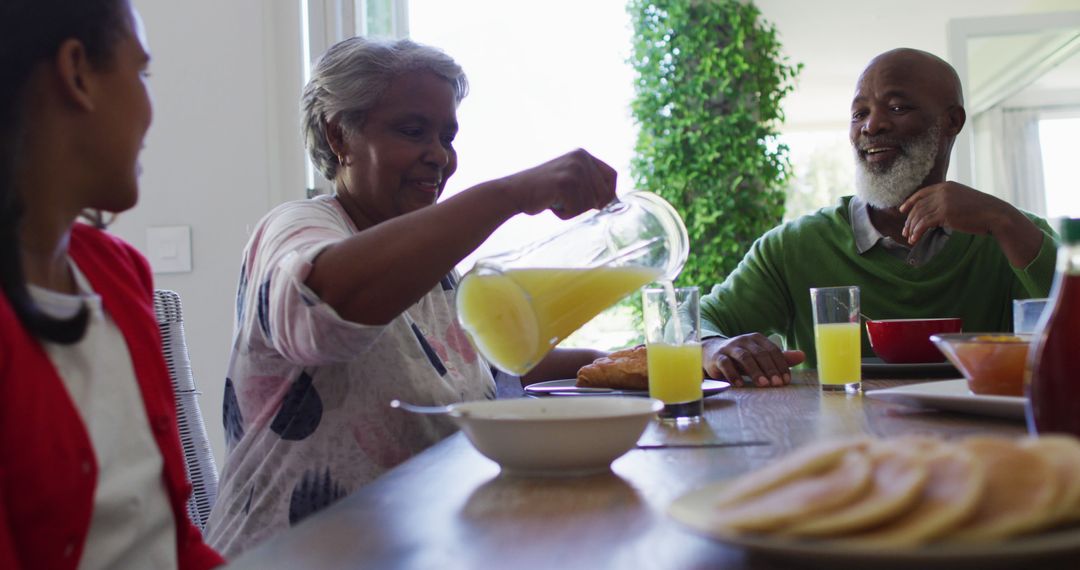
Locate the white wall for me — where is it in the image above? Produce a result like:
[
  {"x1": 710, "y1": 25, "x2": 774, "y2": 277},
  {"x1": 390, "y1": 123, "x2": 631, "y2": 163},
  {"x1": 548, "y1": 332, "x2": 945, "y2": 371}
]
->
[{"x1": 112, "y1": 0, "x2": 306, "y2": 467}]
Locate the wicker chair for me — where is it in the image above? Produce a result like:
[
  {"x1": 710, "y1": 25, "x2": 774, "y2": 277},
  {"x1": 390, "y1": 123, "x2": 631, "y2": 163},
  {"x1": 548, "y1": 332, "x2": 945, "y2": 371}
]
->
[{"x1": 153, "y1": 289, "x2": 219, "y2": 532}]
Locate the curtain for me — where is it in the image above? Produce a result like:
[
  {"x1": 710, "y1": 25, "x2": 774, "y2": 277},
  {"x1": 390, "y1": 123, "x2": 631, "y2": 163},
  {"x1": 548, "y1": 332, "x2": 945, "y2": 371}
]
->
[{"x1": 983, "y1": 107, "x2": 1047, "y2": 216}]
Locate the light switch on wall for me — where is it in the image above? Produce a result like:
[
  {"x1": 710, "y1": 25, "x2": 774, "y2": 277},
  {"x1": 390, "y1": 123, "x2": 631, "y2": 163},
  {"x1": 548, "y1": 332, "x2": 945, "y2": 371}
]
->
[{"x1": 146, "y1": 225, "x2": 192, "y2": 274}]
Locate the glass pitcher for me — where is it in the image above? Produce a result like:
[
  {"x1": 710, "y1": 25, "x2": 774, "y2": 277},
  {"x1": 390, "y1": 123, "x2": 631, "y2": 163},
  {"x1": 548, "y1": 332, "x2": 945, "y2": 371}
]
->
[{"x1": 456, "y1": 191, "x2": 689, "y2": 375}]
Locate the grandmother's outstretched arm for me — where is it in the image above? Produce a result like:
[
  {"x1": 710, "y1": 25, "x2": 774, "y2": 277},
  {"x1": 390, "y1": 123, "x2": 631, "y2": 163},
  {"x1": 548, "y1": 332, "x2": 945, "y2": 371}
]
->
[
  {"x1": 306, "y1": 149, "x2": 617, "y2": 325},
  {"x1": 520, "y1": 348, "x2": 609, "y2": 387}
]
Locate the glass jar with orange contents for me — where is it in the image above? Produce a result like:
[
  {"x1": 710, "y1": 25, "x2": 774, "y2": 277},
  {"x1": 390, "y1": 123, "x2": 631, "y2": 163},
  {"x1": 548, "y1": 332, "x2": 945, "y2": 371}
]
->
[
  {"x1": 1027, "y1": 218, "x2": 1080, "y2": 437},
  {"x1": 930, "y1": 333, "x2": 1030, "y2": 397}
]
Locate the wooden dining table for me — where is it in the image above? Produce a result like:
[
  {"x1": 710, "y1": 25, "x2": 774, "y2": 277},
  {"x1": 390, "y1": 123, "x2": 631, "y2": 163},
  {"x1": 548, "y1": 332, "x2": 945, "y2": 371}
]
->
[{"x1": 223, "y1": 372, "x2": 1074, "y2": 570}]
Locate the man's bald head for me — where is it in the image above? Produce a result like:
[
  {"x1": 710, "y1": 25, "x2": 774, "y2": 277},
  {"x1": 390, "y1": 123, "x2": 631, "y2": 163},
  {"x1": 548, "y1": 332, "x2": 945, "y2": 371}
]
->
[{"x1": 860, "y1": 48, "x2": 964, "y2": 110}]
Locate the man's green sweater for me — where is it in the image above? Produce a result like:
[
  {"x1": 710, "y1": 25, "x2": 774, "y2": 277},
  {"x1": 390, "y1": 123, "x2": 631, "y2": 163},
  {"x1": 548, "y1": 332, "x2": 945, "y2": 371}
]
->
[{"x1": 700, "y1": 197, "x2": 1058, "y2": 366}]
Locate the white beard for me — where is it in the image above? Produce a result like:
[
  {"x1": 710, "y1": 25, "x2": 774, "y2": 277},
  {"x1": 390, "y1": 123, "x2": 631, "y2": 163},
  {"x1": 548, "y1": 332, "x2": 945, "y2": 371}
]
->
[{"x1": 853, "y1": 122, "x2": 941, "y2": 209}]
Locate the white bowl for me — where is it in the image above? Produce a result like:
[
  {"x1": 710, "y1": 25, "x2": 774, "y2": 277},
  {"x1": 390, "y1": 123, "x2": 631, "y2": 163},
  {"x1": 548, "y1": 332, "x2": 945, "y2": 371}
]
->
[{"x1": 449, "y1": 397, "x2": 663, "y2": 476}]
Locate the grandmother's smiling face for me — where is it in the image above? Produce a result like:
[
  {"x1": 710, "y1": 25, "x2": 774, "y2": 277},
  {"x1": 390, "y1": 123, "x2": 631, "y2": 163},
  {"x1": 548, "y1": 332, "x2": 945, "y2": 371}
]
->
[{"x1": 337, "y1": 70, "x2": 459, "y2": 224}]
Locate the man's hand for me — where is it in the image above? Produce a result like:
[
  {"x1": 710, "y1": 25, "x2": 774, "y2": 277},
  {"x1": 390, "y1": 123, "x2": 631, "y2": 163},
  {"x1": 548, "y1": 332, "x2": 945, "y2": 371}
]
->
[
  {"x1": 702, "y1": 333, "x2": 805, "y2": 387},
  {"x1": 899, "y1": 181, "x2": 1043, "y2": 267}
]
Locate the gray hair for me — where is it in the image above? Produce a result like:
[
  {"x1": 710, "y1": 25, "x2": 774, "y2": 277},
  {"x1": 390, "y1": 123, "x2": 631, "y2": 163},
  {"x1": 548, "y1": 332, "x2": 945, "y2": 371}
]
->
[{"x1": 301, "y1": 37, "x2": 469, "y2": 181}]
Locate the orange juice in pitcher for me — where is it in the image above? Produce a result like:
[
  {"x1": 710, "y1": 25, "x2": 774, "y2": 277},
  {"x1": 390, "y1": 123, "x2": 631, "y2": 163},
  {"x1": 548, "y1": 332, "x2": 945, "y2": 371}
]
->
[
  {"x1": 457, "y1": 266, "x2": 661, "y2": 374},
  {"x1": 457, "y1": 191, "x2": 688, "y2": 375}
]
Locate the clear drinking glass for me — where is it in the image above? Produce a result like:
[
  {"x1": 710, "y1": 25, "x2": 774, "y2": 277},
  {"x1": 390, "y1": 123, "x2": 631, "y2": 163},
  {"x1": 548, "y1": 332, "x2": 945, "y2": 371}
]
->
[
  {"x1": 810, "y1": 286, "x2": 861, "y2": 393},
  {"x1": 1013, "y1": 298, "x2": 1049, "y2": 334},
  {"x1": 643, "y1": 285, "x2": 703, "y2": 422}
]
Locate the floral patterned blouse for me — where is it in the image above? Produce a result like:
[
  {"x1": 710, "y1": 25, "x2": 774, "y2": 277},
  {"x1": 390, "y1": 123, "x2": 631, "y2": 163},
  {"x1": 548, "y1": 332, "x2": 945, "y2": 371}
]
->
[{"x1": 204, "y1": 195, "x2": 495, "y2": 557}]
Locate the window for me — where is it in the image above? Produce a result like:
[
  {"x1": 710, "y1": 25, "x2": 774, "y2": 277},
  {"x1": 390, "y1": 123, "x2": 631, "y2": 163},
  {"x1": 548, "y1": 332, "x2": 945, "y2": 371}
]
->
[
  {"x1": 1039, "y1": 115, "x2": 1080, "y2": 219},
  {"x1": 407, "y1": 0, "x2": 640, "y2": 349},
  {"x1": 408, "y1": 0, "x2": 636, "y2": 272},
  {"x1": 778, "y1": 130, "x2": 855, "y2": 222}
]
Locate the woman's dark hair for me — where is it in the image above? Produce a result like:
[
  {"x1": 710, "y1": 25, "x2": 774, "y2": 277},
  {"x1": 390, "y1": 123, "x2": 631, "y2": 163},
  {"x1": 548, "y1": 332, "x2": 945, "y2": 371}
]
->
[{"x1": 0, "y1": 0, "x2": 130, "y2": 343}]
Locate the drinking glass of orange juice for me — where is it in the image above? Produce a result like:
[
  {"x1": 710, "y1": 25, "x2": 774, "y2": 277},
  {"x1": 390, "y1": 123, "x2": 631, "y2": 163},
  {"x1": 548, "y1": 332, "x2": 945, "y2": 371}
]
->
[
  {"x1": 643, "y1": 285, "x2": 703, "y2": 421},
  {"x1": 810, "y1": 286, "x2": 861, "y2": 393}
]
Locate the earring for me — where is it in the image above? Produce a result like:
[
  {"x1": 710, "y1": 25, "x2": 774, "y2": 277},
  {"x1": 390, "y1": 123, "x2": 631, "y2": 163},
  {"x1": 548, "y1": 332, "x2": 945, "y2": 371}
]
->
[{"x1": 337, "y1": 155, "x2": 345, "y2": 166}]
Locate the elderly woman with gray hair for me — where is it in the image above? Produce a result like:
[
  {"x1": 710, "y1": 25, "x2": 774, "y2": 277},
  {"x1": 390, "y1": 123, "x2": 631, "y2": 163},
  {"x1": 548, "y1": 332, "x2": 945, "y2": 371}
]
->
[{"x1": 203, "y1": 37, "x2": 616, "y2": 556}]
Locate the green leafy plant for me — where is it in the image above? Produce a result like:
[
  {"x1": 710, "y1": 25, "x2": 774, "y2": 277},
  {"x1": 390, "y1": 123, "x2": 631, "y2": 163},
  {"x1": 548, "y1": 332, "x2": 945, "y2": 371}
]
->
[{"x1": 627, "y1": 0, "x2": 802, "y2": 288}]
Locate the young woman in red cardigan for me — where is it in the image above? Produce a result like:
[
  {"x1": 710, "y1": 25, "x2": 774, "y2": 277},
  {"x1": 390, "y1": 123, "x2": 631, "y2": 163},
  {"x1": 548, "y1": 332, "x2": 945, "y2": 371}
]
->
[{"x1": 0, "y1": 1, "x2": 223, "y2": 568}]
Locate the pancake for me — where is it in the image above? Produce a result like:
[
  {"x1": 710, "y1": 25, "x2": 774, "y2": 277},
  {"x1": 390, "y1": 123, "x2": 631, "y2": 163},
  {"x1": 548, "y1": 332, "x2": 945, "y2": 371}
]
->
[
  {"x1": 705, "y1": 449, "x2": 874, "y2": 533},
  {"x1": 1019, "y1": 435, "x2": 1080, "y2": 525},
  {"x1": 783, "y1": 444, "x2": 928, "y2": 537},
  {"x1": 948, "y1": 437, "x2": 1059, "y2": 542},
  {"x1": 685, "y1": 435, "x2": 1079, "y2": 547},
  {"x1": 844, "y1": 445, "x2": 985, "y2": 547},
  {"x1": 708, "y1": 438, "x2": 868, "y2": 510}
]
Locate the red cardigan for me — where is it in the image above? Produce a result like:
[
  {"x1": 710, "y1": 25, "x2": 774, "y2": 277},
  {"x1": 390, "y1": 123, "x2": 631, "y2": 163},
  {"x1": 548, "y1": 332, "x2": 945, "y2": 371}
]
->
[{"x1": 0, "y1": 224, "x2": 224, "y2": 569}]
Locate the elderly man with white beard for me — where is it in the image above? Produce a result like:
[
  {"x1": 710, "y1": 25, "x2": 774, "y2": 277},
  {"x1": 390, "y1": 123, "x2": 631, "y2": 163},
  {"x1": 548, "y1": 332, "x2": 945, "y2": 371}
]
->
[{"x1": 698, "y1": 48, "x2": 1057, "y2": 388}]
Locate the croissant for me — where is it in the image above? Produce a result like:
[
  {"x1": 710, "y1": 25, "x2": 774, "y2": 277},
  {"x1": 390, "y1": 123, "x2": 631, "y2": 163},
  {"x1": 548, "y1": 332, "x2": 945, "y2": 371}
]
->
[{"x1": 576, "y1": 346, "x2": 648, "y2": 390}]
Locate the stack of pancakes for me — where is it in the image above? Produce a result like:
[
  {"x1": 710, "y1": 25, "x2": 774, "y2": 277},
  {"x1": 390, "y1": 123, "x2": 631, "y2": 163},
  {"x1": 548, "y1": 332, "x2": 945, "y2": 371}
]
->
[{"x1": 685, "y1": 435, "x2": 1080, "y2": 546}]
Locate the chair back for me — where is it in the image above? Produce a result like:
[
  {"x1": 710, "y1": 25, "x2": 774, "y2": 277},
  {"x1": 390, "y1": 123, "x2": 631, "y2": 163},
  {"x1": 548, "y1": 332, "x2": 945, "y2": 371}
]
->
[{"x1": 153, "y1": 289, "x2": 219, "y2": 532}]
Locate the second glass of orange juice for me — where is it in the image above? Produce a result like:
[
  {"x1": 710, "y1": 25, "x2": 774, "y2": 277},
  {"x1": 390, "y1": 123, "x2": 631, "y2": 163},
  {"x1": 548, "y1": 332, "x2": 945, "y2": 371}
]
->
[{"x1": 643, "y1": 284, "x2": 703, "y2": 421}]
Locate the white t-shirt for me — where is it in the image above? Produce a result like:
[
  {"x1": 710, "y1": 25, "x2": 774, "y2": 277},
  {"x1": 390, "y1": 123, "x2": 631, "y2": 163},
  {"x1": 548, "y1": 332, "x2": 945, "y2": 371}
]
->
[{"x1": 30, "y1": 261, "x2": 178, "y2": 570}]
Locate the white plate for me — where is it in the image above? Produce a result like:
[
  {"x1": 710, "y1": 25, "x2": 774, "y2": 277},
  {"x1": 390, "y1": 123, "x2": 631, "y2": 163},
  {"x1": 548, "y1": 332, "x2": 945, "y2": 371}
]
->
[
  {"x1": 864, "y1": 379, "x2": 1025, "y2": 420},
  {"x1": 669, "y1": 483, "x2": 1080, "y2": 568},
  {"x1": 524, "y1": 379, "x2": 731, "y2": 398}
]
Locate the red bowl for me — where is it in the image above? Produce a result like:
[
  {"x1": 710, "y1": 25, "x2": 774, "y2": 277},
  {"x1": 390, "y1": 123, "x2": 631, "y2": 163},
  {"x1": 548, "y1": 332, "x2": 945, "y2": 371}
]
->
[{"x1": 865, "y1": 318, "x2": 963, "y2": 363}]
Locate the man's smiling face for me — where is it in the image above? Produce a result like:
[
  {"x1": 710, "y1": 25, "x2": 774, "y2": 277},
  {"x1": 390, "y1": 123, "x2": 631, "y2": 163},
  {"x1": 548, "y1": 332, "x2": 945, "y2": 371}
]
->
[{"x1": 848, "y1": 50, "x2": 958, "y2": 208}]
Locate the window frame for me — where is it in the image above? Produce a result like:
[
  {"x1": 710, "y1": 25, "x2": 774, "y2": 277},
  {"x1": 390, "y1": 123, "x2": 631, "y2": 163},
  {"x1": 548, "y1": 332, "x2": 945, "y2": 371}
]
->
[{"x1": 299, "y1": 0, "x2": 410, "y2": 197}]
